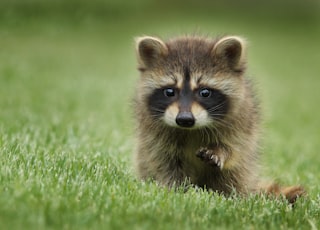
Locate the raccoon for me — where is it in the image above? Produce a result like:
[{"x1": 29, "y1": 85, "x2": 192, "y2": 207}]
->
[{"x1": 133, "y1": 35, "x2": 305, "y2": 203}]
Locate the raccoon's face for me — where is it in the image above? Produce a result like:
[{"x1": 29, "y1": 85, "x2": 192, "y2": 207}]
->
[{"x1": 136, "y1": 36, "x2": 246, "y2": 129}]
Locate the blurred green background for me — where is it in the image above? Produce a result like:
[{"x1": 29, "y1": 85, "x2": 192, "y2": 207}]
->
[
  {"x1": 1, "y1": 0, "x2": 319, "y2": 169},
  {"x1": 0, "y1": 0, "x2": 319, "y2": 229},
  {"x1": 1, "y1": 0, "x2": 319, "y2": 133}
]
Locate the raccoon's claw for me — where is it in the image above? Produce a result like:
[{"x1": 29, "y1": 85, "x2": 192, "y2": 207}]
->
[{"x1": 196, "y1": 148, "x2": 224, "y2": 169}]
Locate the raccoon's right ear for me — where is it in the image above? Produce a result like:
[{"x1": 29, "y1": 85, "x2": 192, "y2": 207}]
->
[{"x1": 135, "y1": 36, "x2": 168, "y2": 70}]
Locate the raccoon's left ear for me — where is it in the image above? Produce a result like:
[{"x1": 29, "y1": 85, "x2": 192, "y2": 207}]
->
[
  {"x1": 135, "y1": 36, "x2": 168, "y2": 70},
  {"x1": 212, "y1": 36, "x2": 246, "y2": 72}
]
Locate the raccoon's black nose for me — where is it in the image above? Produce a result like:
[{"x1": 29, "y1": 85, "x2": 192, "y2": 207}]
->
[{"x1": 176, "y1": 112, "x2": 195, "y2": 128}]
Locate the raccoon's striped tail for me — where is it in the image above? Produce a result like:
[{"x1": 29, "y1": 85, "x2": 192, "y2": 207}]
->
[{"x1": 258, "y1": 182, "x2": 306, "y2": 204}]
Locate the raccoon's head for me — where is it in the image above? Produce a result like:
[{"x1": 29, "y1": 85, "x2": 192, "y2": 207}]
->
[{"x1": 135, "y1": 35, "x2": 247, "y2": 129}]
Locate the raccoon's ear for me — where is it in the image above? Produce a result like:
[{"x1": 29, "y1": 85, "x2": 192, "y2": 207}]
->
[
  {"x1": 135, "y1": 36, "x2": 168, "y2": 70},
  {"x1": 212, "y1": 36, "x2": 246, "y2": 72}
]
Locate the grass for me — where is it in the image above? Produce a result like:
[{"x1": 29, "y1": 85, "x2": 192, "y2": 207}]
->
[{"x1": 0, "y1": 1, "x2": 319, "y2": 229}]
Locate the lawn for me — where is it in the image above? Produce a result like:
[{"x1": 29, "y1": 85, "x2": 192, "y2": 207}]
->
[{"x1": 0, "y1": 1, "x2": 319, "y2": 229}]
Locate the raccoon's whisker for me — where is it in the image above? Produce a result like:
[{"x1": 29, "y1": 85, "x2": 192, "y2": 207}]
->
[
  {"x1": 149, "y1": 107, "x2": 166, "y2": 113},
  {"x1": 207, "y1": 101, "x2": 228, "y2": 113},
  {"x1": 206, "y1": 127, "x2": 219, "y2": 144},
  {"x1": 199, "y1": 129, "x2": 206, "y2": 144},
  {"x1": 150, "y1": 114, "x2": 163, "y2": 119},
  {"x1": 211, "y1": 126, "x2": 220, "y2": 144},
  {"x1": 202, "y1": 128, "x2": 211, "y2": 144},
  {"x1": 213, "y1": 119, "x2": 240, "y2": 135},
  {"x1": 210, "y1": 118, "x2": 234, "y2": 131},
  {"x1": 212, "y1": 113, "x2": 227, "y2": 117},
  {"x1": 212, "y1": 117, "x2": 231, "y2": 127}
]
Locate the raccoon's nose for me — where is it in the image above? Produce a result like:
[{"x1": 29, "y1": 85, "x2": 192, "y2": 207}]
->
[{"x1": 176, "y1": 112, "x2": 195, "y2": 128}]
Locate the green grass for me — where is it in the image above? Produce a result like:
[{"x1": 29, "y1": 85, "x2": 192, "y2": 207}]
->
[{"x1": 0, "y1": 1, "x2": 320, "y2": 229}]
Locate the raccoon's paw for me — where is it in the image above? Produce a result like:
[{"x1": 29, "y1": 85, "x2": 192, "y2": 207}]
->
[{"x1": 196, "y1": 147, "x2": 225, "y2": 169}]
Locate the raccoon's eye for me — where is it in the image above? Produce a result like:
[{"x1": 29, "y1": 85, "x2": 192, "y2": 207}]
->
[
  {"x1": 199, "y1": 88, "x2": 212, "y2": 98},
  {"x1": 163, "y1": 88, "x2": 175, "y2": 97}
]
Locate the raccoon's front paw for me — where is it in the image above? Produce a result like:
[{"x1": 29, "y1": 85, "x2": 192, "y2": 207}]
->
[{"x1": 196, "y1": 147, "x2": 225, "y2": 169}]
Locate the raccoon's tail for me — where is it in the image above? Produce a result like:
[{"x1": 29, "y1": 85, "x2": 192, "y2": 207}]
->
[{"x1": 257, "y1": 182, "x2": 306, "y2": 204}]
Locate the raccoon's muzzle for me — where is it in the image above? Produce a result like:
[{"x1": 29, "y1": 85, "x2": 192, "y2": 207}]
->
[
  {"x1": 176, "y1": 111, "x2": 195, "y2": 128},
  {"x1": 175, "y1": 67, "x2": 196, "y2": 128}
]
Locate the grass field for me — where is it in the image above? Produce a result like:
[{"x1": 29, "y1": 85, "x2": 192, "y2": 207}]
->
[{"x1": 0, "y1": 1, "x2": 319, "y2": 229}]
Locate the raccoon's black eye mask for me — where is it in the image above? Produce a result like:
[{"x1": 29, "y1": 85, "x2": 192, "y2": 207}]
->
[
  {"x1": 195, "y1": 88, "x2": 229, "y2": 119},
  {"x1": 147, "y1": 87, "x2": 177, "y2": 117},
  {"x1": 147, "y1": 85, "x2": 229, "y2": 120}
]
